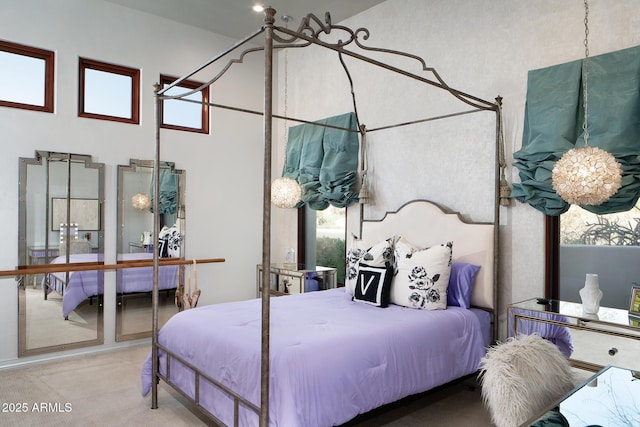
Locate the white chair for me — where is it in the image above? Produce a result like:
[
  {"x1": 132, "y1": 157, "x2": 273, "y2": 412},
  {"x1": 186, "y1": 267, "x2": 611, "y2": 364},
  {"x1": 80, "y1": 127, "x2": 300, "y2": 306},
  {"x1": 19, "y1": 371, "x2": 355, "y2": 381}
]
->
[{"x1": 478, "y1": 334, "x2": 575, "y2": 427}]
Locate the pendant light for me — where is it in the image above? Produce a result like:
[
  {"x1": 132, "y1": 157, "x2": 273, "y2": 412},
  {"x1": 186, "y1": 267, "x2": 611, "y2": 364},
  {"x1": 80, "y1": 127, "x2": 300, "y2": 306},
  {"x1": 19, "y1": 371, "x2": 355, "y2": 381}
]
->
[
  {"x1": 131, "y1": 192, "x2": 151, "y2": 210},
  {"x1": 271, "y1": 14, "x2": 302, "y2": 209},
  {"x1": 551, "y1": 0, "x2": 622, "y2": 206}
]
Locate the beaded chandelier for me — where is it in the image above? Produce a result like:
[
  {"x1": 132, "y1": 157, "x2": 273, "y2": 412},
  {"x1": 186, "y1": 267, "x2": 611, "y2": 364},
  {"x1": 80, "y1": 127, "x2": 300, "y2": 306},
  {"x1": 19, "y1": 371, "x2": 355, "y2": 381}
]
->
[
  {"x1": 271, "y1": 177, "x2": 302, "y2": 208},
  {"x1": 131, "y1": 193, "x2": 151, "y2": 211},
  {"x1": 552, "y1": 146, "x2": 622, "y2": 205}
]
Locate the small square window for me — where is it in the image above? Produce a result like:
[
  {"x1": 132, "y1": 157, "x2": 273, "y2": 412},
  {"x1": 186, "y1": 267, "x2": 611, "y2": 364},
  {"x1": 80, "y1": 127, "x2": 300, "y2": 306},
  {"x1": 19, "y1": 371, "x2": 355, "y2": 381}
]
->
[
  {"x1": 79, "y1": 58, "x2": 140, "y2": 124},
  {"x1": 0, "y1": 40, "x2": 54, "y2": 113},
  {"x1": 160, "y1": 74, "x2": 209, "y2": 134}
]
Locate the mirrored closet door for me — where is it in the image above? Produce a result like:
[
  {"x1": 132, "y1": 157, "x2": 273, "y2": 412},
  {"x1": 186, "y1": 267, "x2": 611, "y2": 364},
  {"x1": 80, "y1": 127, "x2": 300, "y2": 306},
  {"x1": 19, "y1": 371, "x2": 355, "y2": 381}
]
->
[
  {"x1": 116, "y1": 159, "x2": 185, "y2": 341},
  {"x1": 18, "y1": 151, "x2": 104, "y2": 357}
]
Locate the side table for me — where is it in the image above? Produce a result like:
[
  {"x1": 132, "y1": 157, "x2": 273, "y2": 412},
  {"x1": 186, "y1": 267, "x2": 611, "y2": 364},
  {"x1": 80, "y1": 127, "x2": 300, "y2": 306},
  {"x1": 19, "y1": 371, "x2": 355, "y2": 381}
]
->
[
  {"x1": 256, "y1": 264, "x2": 337, "y2": 297},
  {"x1": 525, "y1": 365, "x2": 640, "y2": 426},
  {"x1": 508, "y1": 298, "x2": 640, "y2": 371}
]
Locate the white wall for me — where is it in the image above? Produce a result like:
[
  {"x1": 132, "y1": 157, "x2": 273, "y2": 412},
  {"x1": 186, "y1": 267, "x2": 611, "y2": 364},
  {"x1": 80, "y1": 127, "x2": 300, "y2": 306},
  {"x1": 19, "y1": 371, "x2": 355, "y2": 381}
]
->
[
  {"x1": 0, "y1": 0, "x2": 265, "y2": 363},
  {"x1": 272, "y1": 0, "x2": 640, "y2": 338}
]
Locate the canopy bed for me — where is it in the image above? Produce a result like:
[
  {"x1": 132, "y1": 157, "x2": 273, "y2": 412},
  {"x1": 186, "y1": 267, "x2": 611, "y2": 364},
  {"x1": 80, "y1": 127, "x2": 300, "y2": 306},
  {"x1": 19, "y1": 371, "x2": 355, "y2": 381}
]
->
[{"x1": 144, "y1": 8, "x2": 502, "y2": 426}]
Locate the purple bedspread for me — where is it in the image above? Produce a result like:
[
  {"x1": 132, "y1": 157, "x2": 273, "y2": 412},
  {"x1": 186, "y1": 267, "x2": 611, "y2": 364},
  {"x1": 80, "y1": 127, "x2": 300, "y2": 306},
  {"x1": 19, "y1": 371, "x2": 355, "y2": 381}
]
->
[
  {"x1": 141, "y1": 288, "x2": 487, "y2": 427},
  {"x1": 44, "y1": 253, "x2": 178, "y2": 318},
  {"x1": 116, "y1": 253, "x2": 178, "y2": 294}
]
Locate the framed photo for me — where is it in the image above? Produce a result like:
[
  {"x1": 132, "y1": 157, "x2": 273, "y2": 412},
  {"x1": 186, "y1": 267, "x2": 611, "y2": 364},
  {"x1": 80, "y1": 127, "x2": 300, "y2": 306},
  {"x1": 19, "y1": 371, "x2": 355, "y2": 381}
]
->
[
  {"x1": 629, "y1": 285, "x2": 640, "y2": 317},
  {"x1": 51, "y1": 198, "x2": 100, "y2": 231}
]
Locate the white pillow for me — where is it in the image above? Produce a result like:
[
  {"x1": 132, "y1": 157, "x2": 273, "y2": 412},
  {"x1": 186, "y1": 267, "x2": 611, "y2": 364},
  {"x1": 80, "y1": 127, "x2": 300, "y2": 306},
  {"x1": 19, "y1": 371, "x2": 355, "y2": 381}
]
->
[
  {"x1": 159, "y1": 224, "x2": 182, "y2": 258},
  {"x1": 345, "y1": 237, "x2": 394, "y2": 295},
  {"x1": 390, "y1": 241, "x2": 453, "y2": 310},
  {"x1": 393, "y1": 236, "x2": 419, "y2": 274}
]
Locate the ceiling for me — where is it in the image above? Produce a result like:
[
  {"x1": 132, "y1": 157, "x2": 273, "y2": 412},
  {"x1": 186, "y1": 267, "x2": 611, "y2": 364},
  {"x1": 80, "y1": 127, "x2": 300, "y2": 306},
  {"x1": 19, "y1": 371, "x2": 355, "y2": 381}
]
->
[{"x1": 104, "y1": 0, "x2": 386, "y2": 40}]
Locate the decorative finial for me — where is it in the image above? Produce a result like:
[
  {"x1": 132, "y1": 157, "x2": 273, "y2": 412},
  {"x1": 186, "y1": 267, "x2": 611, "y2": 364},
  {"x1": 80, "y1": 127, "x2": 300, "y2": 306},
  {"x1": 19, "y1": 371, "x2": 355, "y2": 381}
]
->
[{"x1": 264, "y1": 7, "x2": 276, "y2": 24}]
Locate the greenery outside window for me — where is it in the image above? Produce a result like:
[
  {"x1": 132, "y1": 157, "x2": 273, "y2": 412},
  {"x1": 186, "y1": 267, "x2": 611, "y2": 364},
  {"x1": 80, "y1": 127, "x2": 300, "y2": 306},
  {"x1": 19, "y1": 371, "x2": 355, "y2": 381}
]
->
[
  {"x1": 549, "y1": 201, "x2": 640, "y2": 310},
  {"x1": 78, "y1": 58, "x2": 140, "y2": 124},
  {"x1": 0, "y1": 39, "x2": 54, "y2": 113},
  {"x1": 160, "y1": 74, "x2": 209, "y2": 134},
  {"x1": 314, "y1": 206, "x2": 346, "y2": 285}
]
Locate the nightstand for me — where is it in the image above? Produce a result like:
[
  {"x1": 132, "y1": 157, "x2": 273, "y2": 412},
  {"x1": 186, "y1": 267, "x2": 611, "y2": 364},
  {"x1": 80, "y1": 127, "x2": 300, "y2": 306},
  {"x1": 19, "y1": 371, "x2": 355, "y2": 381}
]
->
[
  {"x1": 256, "y1": 264, "x2": 337, "y2": 297},
  {"x1": 508, "y1": 298, "x2": 640, "y2": 372}
]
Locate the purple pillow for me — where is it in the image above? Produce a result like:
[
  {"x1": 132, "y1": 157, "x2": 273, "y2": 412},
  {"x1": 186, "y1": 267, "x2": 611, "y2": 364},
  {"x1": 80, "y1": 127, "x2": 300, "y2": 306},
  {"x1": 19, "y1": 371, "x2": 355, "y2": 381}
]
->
[{"x1": 447, "y1": 262, "x2": 481, "y2": 309}]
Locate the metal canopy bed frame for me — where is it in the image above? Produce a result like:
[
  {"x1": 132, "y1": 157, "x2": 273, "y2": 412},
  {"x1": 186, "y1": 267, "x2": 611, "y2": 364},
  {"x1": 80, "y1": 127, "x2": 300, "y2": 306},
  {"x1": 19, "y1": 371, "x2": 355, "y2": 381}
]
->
[{"x1": 151, "y1": 8, "x2": 502, "y2": 426}]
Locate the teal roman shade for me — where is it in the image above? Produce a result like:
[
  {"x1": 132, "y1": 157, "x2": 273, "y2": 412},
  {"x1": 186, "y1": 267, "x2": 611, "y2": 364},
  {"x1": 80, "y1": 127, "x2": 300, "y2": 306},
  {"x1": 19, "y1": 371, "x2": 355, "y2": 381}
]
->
[
  {"x1": 283, "y1": 112, "x2": 359, "y2": 210},
  {"x1": 150, "y1": 167, "x2": 177, "y2": 214},
  {"x1": 511, "y1": 45, "x2": 640, "y2": 216}
]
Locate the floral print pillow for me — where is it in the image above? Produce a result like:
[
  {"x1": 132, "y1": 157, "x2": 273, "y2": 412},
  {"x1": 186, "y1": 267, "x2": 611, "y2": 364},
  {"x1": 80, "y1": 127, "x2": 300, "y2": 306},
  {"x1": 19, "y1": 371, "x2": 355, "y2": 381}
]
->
[{"x1": 390, "y1": 241, "x2": 453, "y2": 310}]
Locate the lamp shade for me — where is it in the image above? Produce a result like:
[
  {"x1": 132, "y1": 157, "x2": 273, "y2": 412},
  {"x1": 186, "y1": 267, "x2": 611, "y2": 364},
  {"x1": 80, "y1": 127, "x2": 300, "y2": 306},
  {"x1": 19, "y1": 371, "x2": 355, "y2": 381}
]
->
[
  {"x1": 552, "y1": 146, "x2": 622, "y2": 206},
  {"x1": 131, "y1": 192, "x2": 151, "y2": 211},
  {"x1": 271, "y1": 177, "x2": 301, "y2": 208}
]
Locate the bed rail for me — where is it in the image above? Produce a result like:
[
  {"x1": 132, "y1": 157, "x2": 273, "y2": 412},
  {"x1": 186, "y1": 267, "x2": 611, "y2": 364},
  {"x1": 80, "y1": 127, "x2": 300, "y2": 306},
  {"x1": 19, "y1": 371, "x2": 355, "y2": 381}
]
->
[{"x1": 156, "y1": 342, "x2": 260, "y2": 427}]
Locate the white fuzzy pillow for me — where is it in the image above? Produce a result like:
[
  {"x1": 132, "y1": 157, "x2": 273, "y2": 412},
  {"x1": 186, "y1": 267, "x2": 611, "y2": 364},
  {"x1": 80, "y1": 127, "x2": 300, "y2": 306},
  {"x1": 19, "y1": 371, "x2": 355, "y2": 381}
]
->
[
  {"x1": 478, "y1": 334, "x2": 575, "y2": 427},
  {"x1": 390, "y1": 241, "x2": 452, "y2": 310}
]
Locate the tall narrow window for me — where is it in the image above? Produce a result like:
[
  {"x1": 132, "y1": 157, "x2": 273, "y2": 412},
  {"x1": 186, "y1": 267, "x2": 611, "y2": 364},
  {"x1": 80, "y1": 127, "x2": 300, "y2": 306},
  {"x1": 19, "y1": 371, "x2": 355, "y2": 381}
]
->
[
  {"x1": 316, "y1": 206, "x2": 346, "y2": 284},
  {"x1": 302, "y1": 206, "x2": 346, "y2": 285},
  {"x1": 0, "y1": 40, "x2": 54, "y2": 112},
  {"x1": 549, "y1": 201, "x2": 640, "y2": 310},
  {"x1": 79, "y1": 58, "x2": 140, "y2": 124},
  {"x1": 159, "y1": 74, "x2": 209, "y2": 134}
]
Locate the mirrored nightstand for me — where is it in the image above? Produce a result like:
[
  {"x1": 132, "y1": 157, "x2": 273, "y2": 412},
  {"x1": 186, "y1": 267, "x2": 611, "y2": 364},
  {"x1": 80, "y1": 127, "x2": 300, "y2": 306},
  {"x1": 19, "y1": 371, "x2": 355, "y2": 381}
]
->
[{"x1": 256, "y1": 264, "x2": 337, "y2": 297}]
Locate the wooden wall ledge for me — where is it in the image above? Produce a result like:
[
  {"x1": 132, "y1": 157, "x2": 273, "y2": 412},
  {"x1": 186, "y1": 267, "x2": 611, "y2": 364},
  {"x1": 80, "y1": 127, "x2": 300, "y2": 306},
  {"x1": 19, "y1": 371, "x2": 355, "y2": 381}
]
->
[{"x1": 0, "y1": 257, "x2": 225, "y2": 278}]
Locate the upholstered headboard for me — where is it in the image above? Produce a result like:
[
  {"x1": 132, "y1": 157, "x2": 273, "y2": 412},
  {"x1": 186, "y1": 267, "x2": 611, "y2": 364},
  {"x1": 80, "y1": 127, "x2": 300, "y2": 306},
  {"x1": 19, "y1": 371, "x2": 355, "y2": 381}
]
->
[{"x1": 354, "y1": 200, "x2": 495, "y2": 310}]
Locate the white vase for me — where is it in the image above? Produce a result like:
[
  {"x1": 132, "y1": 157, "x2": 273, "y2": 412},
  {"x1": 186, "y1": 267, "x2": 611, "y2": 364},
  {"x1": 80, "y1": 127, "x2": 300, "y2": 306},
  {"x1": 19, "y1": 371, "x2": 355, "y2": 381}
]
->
[{"x1": 579, "y1": 273, "x2": 603, "y2": 314}]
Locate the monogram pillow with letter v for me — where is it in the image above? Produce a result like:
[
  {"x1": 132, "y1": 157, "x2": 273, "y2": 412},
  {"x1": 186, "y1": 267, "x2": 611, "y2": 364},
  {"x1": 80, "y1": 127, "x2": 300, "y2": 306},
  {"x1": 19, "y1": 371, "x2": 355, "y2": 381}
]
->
[
  {"x1": 353, "y1": 264, "x2": 394, "y2": 308},
  {"x1": 345, "y1": 237, "x2": 396, "y2": 296}
]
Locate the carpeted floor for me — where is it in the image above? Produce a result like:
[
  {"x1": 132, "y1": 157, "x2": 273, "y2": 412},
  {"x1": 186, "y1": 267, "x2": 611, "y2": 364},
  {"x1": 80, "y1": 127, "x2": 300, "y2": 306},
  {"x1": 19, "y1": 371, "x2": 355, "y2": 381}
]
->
[{"x1": 0, "y1": 344, "x2": 493, "y2": 426}]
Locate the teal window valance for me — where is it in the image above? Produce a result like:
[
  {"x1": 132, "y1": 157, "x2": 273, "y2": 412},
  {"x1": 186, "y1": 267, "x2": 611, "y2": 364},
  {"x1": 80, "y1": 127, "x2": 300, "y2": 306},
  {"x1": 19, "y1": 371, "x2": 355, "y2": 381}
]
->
[
  {"x1": 511, "y1": 45, "x2": 640, "y2": 216},
  {"x1": 283, "y1": 112, "x2": 360, "y2": 210},
  {"x1": 150, "y1": 166, "x2": 177, "y2": 214}
]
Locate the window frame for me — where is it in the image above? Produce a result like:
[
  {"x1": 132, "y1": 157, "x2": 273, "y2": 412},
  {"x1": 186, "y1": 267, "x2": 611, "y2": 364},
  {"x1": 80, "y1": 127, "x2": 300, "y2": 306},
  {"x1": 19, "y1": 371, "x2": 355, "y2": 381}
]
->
[
  {"x1": 545, "y1": 215, "x2": 560, "y2": 300},
  {"x1": 78, "y1": 57, "x2": 140, "y2": 124},
  {"x1": 0, "y1": 39, "x2": 55, "y2": 113},
  {"x1": 159, "y1": 74, "x2": 210, "y2": 134}
]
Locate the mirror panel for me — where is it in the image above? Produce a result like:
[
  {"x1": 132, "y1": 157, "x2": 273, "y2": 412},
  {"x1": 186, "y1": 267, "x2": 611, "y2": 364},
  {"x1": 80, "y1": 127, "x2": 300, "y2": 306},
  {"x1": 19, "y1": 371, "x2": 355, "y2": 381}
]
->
[
  {"x1": 116, "y1": 159, "x2": 185, "y2": 341},
  {"x1": 18, "y1": 151, "x2": 104, "y2": 356}
]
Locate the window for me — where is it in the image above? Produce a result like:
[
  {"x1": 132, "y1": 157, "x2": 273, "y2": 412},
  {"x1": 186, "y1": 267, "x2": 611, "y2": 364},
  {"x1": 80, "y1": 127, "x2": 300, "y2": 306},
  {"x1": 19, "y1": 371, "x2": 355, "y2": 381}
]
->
[
  {"x1": 316, "y1": 206, "x2": 346, "y2": 284},
  {"x1": 78, "y1": 58, "x2": 140, "y2": 124},
  {"x1": 300, "y1": 206, "x2": 346, "y2": 285},
  {"x1": 548, "y1": 201, "x2": 640, "y2": 310},
  {"x1": 0, "y1": 40, "x2": 54, "y2": 112},
  {"x1": 159, "y1": 74, "x2": 209, "y2": 134}
]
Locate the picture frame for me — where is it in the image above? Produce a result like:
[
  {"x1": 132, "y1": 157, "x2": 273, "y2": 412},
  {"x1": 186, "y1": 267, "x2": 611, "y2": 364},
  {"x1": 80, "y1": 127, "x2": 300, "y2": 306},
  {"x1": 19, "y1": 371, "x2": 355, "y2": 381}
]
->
[
  {"x1": 629, "y1": 284, "x2": 640, "y2": 318},
  {"x1": 51, "y1": 198, "x2": 100, "y2": 231}
]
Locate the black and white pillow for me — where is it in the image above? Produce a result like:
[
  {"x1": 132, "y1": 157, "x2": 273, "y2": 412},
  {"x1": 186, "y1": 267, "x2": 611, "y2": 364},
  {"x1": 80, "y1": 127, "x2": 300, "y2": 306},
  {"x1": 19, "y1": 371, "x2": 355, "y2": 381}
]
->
[
  {"x1": 345, "y1": 237, "x2": 395, "y2": 296},
  {"x1": 391, "y1": 241, "x2": 453, "y2": 310},
  {"x1": 158, "y1": 225, "x2": 182, "y2": 258},
  {"x1": 353, "y1": 264, "x2": 393, "y2": 307}
]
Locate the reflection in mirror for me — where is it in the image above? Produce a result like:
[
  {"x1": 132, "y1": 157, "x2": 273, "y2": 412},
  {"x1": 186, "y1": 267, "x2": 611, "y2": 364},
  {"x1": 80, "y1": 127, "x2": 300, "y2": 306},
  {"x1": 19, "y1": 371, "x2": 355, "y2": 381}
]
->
[
  {"x1": 116, "y1": 159, "x2": 185, "y2": 341},
  {"x1": 18, "y1": 151, "x2": 104, "y2": 356}
]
